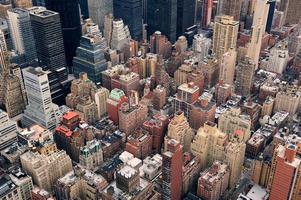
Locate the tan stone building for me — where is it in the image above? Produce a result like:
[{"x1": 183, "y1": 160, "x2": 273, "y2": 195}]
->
[
  {"x1": 166, "y1": 111, "x2": 193, "y2": 152},
  {"x1": 20, "y1": 150, "x2": 73, "y2": 192},
  {"x1": 213, "y1": 15, "x2": 239, "y2": 58}
]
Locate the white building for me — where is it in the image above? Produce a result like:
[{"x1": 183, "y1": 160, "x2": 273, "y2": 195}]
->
[
  {"x1": 111, "y1": 19, "x2": 131, "y2": 51},
  {"x1": 7, "y1": 8, "x2": 36, "y2": 62},
  {"x1": 192, "y1": 34, "x2": 211, "y2": 62},
  {"x1": 0, "y1": 109, "x2": 18, "y2": 150},
  {"x1": 22, "y1": 67, "x2": 59, "y2": 131}
]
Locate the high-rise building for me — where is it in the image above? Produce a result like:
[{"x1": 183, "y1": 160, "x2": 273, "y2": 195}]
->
[
  {"x1": 147, "y1": 0, "x2": 178, "y2": 43},
  {"x1": 73, "y1": 23, "x2": 108, "y2": 84},
  {"x1": 217, "y1": 0, "x2": 242, "y2": 21},
  {"x1": 88, "y1": 0, "x2": 113, "y2": 30},
  {"x1": 177, "y1": 0, "x2": 196, "y2": 36},
  {"x1": 167, "y1": 111, "x2": 192, "y2": 152},
  {"x1": 283, "y1": 0, "x2": 301, "y2": 25},
  {"x1": 162, "y1": 139, "x2": 183, "y2": 200},
  {"x1": 219, "y1": 49, "x2": 237, "y2": 85},
  {"x1": 218, "y1": 107, "x2": 252, "y2": 142},
  {"x1": 29, "y1": 7, "x2": 67, "y2": 79},
  {"x1": 235, "y1": 57, "x2": 256, "y2": 97},
  {"x1": 78, "y1": 0, "x2": 89, "y2": 19},
  {"x1": 247, "y1": 0, "x2": 270, "y2": 69},
  {"x1": 191, "y1": 121, "x2": 246, "y2": 188},
  {"x1": 9, "y1": 168, "x2": 34, "y2": 200},
  {"x1": 0, "y1": 109, "x2": 18, "y2": 150},
  {"x1": 269, "y1": 144, "x2": 301, "y2": 200},
  {"x1": 45, "y1": 0, "x2": 81, "y2": 67},
  {"x1": 200, "y1": 57, "x2": 220, "y2": 88},
  {"x1": 94, "y1": 87, "x2": 110, "y2": 119},
  {"x1": 113, "y1": 0, "x2": 143, "y2": 40},
  {"x1": 20, "y1": 150, "x2": 73, "y2": 192},
  {"x1": 212, "y1": 15, "x2": 239, "y2": 58},
  {"x1": 192, "y1": 33, "x2": 211, "y2": 62},
  {"x1": 149, "y1": 31, "x2": 172, "y2": 59},
  {"x1": 153, "y1": 85, "x2": 167, "y2": 110},
  {"x1": 22, "y1": 67, "x2": 59, "y2": 131},
  {"x1": 7, "y1": 8, "x2": 37, "y2": 63}
]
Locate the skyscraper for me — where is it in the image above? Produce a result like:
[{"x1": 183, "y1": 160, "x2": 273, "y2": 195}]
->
[
  {"x1": 29, "y1": 7, "x2": 67, "y2": 77},
  {"x1": 73, "y1": 23, "x2": 108, "y2": 84},
  {"x1": 45, "y1": 0, "x2": 81, "y2": 67},
  {"x1": 113, "y1": 0, "x2": 143, "y2": 40},
  {"x1": 266, "y1": 0, "x2": 276, "y2": 33},
  {"x1": 177, "y1": 0, "x2": 196, "y2": 36},
  {"x1": 212, "y1": 15, "x2": 239, "y2": 58},
  {"x1": 147, "y1": 0, "x2": 178, "y2": 43},
  {"x1": 88, "y1": 0, "x2": 113, "y2": 30},
  {"x1": 197, "y1": 0, "x2": 213, "y2": 28},
  {"x1": 219, "y1": 49, "x2": 237, "y2": 85},
  {"x1": 247, "y1": 0, "x2": 270, "y2": 69},
  {"x1": 7, "y1": 8, "x2": 37, "y2": 63},
  {"x1": 22, "y1": 67, "x2": 59, "y2": 131},
  {"x1": 217, "y1": 0, "x2": 242, "y2": 21},
  {"x1": 162, "y1": 138, "x2": 183, "y2": 200}
]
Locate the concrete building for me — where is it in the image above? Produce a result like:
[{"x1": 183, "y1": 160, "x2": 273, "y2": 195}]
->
[
  {"x1": 200, "y1": 57, "x2": 220, "y2": 88},
  {"x1": 55, "y1": 167, "x2": 108, "y2": 200},
  {"x1": 20, "y1": 150, "x2": 73, "y2": 192},
  {"x1": 192, "y1": 33, "x2": 211, "y2": 62},
  {"x1": 140, "y1": 154, "x2": 162, "y2": 181},
  {"x1": 0, "y1": 109, "x2": 17, "y2": 150},
  {"x1": 191, "y1": 121, "x2": 246, "y2": 188},
  {"x1": 94, "y1": 87, "x2": 110, "y2": 118},
  {"x1": 197, "y1": 161, "x2": 230, "y2": 200},
  {"x1": 0, "y1": 173, "x2": 22, "y2": 200},
  {"x1": 263, "y1": 47, "x2": 289, "y2": 74},
  {"x1": 219, "y1": 49, "x2": 237, "y2": 85},
  {"x1": 11, "y1": 0, "x2": 32, "y2": 8},
  {"x1": 167, "y1": 111, "x2": 192, "y2": 152},
  {"x1": 79, "y1": 140, "x2": 103, "y2": 170},
  {"x1": 111, "y1": 19, "x2": 131, "y2": 51},
  {"x1": 73, "y1": 23, "x2": 108, "y2": 84},
  {"x1": 153, "y1": 85, "x2": 167, "y2": 110},
  {"x1": 274, "y1": 85, "x2": 301, "y2": 116},
  {"x1": 7, "y1": 8, "x2": 37, "y2": 63},
  {"x1": 213, "y1": 15, "x2": 239, "y2": 58},
  {"x1": 162, "y1": 139, "x2": 183, "y2": 200},
  {"x1": 218, "y1": 107, "x2": 252, "y2": 142},
  {"x1": 111, "y1": 72, "x2": 140, "y2": 96},
  {"x1": 149, "y1": 31, "x2": 172, "y2": 59},
  {"x1": 22, "y1": 67, "x2": 59, "y2": 131},
  {"x1": 235, "y1": 57, "x2": 256, "y2": 97},
  {"x1": 9, "y1": 168, "x2": 33, "y2": 200}
]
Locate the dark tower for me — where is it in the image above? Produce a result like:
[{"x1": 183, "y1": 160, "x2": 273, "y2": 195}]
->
[
  {"x1": 113, "y1": 0, "x2": 143, "y2": 40},
  {"x1": 147, "y1": 0, "x2": 178, "y2": 43},
  {"x1": 45, "y1": 0, "x2": 81, "y2": 69},
  {"x1": 177, "y1": 0, "x2": 196, "y2": 37}
]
